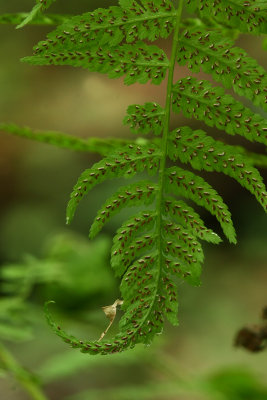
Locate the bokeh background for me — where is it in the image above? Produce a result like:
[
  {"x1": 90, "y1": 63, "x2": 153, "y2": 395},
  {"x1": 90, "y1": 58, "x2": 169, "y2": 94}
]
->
[{"x1": 0, "y1": 1, "x2": 267, "y2": 399}]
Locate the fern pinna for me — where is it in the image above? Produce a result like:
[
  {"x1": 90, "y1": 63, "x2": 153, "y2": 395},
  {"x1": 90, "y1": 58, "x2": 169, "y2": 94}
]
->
[{"x1": 12, "y1": 0, "x2": 267, "y2": 354}]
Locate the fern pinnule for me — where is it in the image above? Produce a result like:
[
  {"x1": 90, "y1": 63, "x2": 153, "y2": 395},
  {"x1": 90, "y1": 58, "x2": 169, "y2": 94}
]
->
[
  {"x1": 90, "y1": 182, "x2": 158, "y2": 239},
  {"x1": 164, "y1": 221, "x2": 204, "y2": 263},
  {"x1": 177, "y1": 28, "x2": 267, "y2": 111},
  {"x1": 172, "y1": 77, "x2": 267, "y2": 145},
  {"x1": 119, "y1": 251, "x2": 179, "y2": 339},
  {"x1": 164, "y1": 197, "x2": 221, "y2": 244},
  {"x1": 168, "y1": 127, "x2": 267, "y2": 212},
  {"x1": 66, "y1": 144, "x2": 160, "y2": 224},
  {"x1": 25, "y1": 0, "x2": 175, "y2": 53},
  {"x1": 164, "y1": 167, "x2": 236, "y2": 243},
  {"x1": 124, "y1": 103, "x2": 165, "y2": 136},
  {"x1": 112, "y1": 210, "x2": 156, "y2": 250},
  {"x1": 23, "y1": 42, "x2": 169, "y2": 86},
  {"x1": 198, "y1": 0, "x2": 267, "y2": 35},
  {"x1": 111, "y1": 232, "x2": 157, "y2": 275},
  {"x1": 165, "y1": 253, "x2": 202, "y2": 286}
]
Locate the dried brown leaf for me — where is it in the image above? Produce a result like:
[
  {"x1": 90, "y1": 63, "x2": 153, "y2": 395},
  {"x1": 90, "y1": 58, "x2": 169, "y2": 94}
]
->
[{"x1": 98, "y1": 299, "x2": 123, "y2": 341}]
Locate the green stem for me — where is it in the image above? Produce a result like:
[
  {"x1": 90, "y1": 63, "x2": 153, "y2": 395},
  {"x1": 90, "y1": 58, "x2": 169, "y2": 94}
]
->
[
  {"x1": 0, "y1": 342, "x2": 48, "y2": 400},
  {"x1": 156, "y1": 0, "x2": 184, "y2": 267},
  {"x1": 0, "y1": 13, "x2": 70, "y2": 26}
]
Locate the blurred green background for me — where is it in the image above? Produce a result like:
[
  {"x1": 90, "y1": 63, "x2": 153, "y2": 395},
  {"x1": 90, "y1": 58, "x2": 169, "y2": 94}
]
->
[{"x1": 0, "y1": 1, "x2": 267, "y2": 399}]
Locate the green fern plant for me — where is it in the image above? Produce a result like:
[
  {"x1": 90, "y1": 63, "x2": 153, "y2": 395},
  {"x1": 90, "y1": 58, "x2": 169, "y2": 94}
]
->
[{"x1": 1, "y1": 0, "x2": 267, "y2": 355}]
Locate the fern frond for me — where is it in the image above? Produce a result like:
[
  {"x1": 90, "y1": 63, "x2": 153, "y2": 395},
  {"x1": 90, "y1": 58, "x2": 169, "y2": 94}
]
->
[
  {"x1": 164, "y1": 197, "x2": 222, "y2": 244},
  {"x1": 177, "y1": 28, "x2": 267, "y2": 111},
  {"x1": 23, "y1": 42, "x2": 169, "y2": 86},
  {"x1": 19, "y1": 0, "x2": 266, "y2": 356},
  {"x1": 17, "y1": 0, "x2": 57, "y2": 29},
  {"x1": 90, "y1": 182, "x2": 158, "y2": 239},
  {"x1": 199, "y1": 0, "x2": 267, "y2": 35},
  {"x1": 66, "y1": 144, "x2": 161, "y2": 224},
  {"x1": 0, "y1": 13, "x2": 68, "y2": 26},
  {"x1": 168, "y1": 127, "x2": 267, "y2": 212},
  {"x1": 26, "y1": 0, "x2": 175, "y2": 54},
  {"x1": 172, "y1": 77, "x2": 267, "y2": 145},
  {"x1": 0, "y1": 123, "x2": 136, "y2": 156},
  {"x1": 164, "y1": 167, "x2": 236, "y2": 243},
  {"x1": 124, "y1": 102, "x2": 165, "y2": 135}
]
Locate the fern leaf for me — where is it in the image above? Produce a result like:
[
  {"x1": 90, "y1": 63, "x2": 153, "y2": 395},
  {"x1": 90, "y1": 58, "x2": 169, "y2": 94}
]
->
[
  {"x1": 164, "y1": 167, "x2": 236, "y2": 243},
  {"x1": 124, "y1": 102, "x2": 165, "y2": 135},
  {"x1": 199, "y1": 0, "x2": 267, "y2": 35},
  {"x1": 177, "y1": 28, "x2": 267, "y2": 111},
  {"x1": 0, "y1": 13, "x2": 68, "y2": 26},
  {"x1": 17, "y1": 0, "x2": 57, "y2": 29},
  {"x1": 23, "y1": 42, "x2": 169, "y2": 86},
  {"x1": 66, "y1": 144, "x2": 161, "y2": 224},
  {"x1": 27, "y1": 0, "x2": 175, "y2": 55},
  {"x1": 0, "y1": 123, "x2": 133, "y2": 156},
  {"x1": 172, "y1": 77, "x2": 267, "y2": 145},
  {"x1": 90, "y1": 182, "x2": 158, "y2": 239},
  {"x1": 168, "y1": 127, "x2": 267, "y2": 213},
  {"x1": 164, "y1": 197, "x2": 221, "y2": 244}
]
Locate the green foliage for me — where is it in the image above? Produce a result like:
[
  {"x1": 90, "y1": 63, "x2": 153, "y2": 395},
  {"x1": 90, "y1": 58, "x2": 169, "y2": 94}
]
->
[
  {"x1": 177, "y1": 27, "x2": 267, "y2": 111},
  {"x1": 1, "y1": 234, "x2": 114, "y2": 309},
  {"x1": 0, "y1": 298, "x2": 32, "y2": 342},
  {"x1": 164, "y1": 197, "x2": 221, "y2": 243},
  {"x1": 90, "y1": 182, "x2": 158, "y2": 239},
  {"x1": 172, "y1": 77, "x2": 267, "y2": 145},
  {"x1": 0, "y1": 233, "x2": 116, "y2": 399},
  {"x1": 66, "y1": 144, "x2": 161, "y2": 224},
  {"x1": 164, "y1": 166, "x2": 237, "y2": 243},
  {"x1": 124, "y1": 103, "x2": 165, "y2": 135},
  {"x1": 0, "y1": 123, "x2": 134, "y2": 156},
  {"x1": 17, "y1": 0, "x2": 57, "y2": 29},
  {"x1": 26, "y1": 0, "x2": 175, "y2": 50},
  {"x1": 0, "y1": 13, "x2": 68, "y2": 26},
  {"x1": 1, "y1": 0, "x2": 267, "y2": 357},
  {"x1": 23, "y1": 42, "x2": 169, "y2": 86},
  {"x1": 198, "y1": 0, "x2": 267, "y2": 35},
  {"x1": 167, "y1": 127, "x2": 267, "y2": 212},
  {"x1": 208, "y1": 368, "x2": 267, "y2": 400}
]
